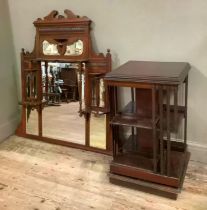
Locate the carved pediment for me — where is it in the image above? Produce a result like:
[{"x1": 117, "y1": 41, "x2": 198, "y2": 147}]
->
[
  {"x1": 35, "y1": 9, "x2": 90, "y2": 22},
  {"x1": 31, "y1": 9, "x2": 111, "y2": 63}
]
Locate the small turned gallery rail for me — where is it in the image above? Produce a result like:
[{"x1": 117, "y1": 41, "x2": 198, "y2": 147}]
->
[{"x1": 104, "y1": 61, "x2": 191, "y2": 199}]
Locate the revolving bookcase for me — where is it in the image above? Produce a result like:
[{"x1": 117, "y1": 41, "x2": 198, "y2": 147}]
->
[{"x1": 105, "y1": 61, "x2": 191, "y2": 199}]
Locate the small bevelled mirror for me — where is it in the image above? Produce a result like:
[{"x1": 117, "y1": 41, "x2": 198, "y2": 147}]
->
[
  {"x1": 65, "y1": 40, "x2": 83, "y2": 56},
  {"x1": 91, "y1": 77, "x2": 106, "y2": 108},
  {"x1": 43, "y1": 40, "x2": 60, "y2": 55},
  {"x1": 42, "y1": 40, "x2": 83, "y2": 56}
]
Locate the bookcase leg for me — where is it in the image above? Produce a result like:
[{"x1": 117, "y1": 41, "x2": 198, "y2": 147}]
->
[
  {"x1": 152, "y1": 85, "x2": 157, "y2": 173},
  {"x1": 184, "y1": 76, "x2": 188, "y2": 146},
  {"x1": 174, "y1": 87, "x2": 178, "y2": 133},
  {"x1": 166, "y1": 86, "x2": 171, "y2": 176},
  {"x1": 159, "y1": 85, "x2": 164, "y2": 175}
]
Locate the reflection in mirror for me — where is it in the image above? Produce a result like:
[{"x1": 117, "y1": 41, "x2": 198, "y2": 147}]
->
[
  {"x1": 41, "y1": 62, "x2": 85, "y2": 144},
  {"x1": 26, "y1": 73, "x2": 37, "y2": 100},
  {"x1": 65, "y1": 40, "x2": 83, "y2": 56},
  {"x1": 92, "y1": 78, "x2": 105, "y2": 108},
  {"x1": 26, "y1": 108, "x2": 38, "y2": 135},
  {"x1": 90, "y1": 114, "x2": 106, "y2": 149},
  {"x1": 43, "y1": 40, "x2": 60, "y2": 55}
]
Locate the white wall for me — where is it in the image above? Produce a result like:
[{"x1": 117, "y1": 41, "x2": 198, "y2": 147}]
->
[
  {"x1": 0, "y1": 0, "x2": 19, "y2": 141},
  {"x1": 7, "y1": 0, "x2": 207, "y2": 162}
]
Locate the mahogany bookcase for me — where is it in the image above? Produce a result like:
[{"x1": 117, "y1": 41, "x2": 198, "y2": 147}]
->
[{"x1": 104, "y1": 61, "x2": 191, "y2": 199}]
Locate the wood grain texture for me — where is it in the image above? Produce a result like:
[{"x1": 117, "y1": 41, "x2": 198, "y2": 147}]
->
[
  {"x1": 0, "y1": 136, "x2": 206, "y2": 210},
  {"x1": 105, "y1": 61, "x2": 190, "y2": 85}
]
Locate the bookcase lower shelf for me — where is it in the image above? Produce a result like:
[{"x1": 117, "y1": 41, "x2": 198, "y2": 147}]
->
[{"x1": 110, "y1": 151, "x2": 190, "y2": 199}]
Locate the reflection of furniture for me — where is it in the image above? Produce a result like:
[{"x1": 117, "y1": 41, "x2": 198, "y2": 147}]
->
[
  {"x1": 43, "y1": 92, "x2": 60, "y2": 104},
  {"x1": 91, "y1": 74, "x2": 105, "y2": 116},
  {"x1": 59, "y1": 68, "x2": 78, "y2": 102},
  {"x1": 43, "y1": 68, "x2": 61, "y2": 105},
  {"x1": 105, "y1": 61, "x2": 190, "y2": 199},
  {"x1": 43, "y1": 87, "x2": 61, "y2": 105}
]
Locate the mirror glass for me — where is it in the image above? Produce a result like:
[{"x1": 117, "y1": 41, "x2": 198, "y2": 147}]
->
[
  {"x1": 43, "y1": 40, "x2": 60, "y2": 55},
  {"x1": 42, "y1": 40, "x2": 83, "y2": 56},
  {"x1": 25, "y1": 61, "x2": 107, "y2": 149},
  {"x1": 90, "y1": 114, "x2": 106, "y2": 149},
  {"x1": 91, "y1": 78, "x2": 105, "y2": 108},
  {"x1": 26, "y1": 108, "x2": 38, "y2": 135},
  {"x1": 65, "y1": 40, "x2": 83, "y2": 56},
  {"x1": 89, "y1": 76, "x2": 107, "y2": 149},
  {"x1": 41, "y1": 62, "x2": 85, "y2": 144}
]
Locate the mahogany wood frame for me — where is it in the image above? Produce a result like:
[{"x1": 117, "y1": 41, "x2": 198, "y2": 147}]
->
[{"x1": 16, "y1": 9, "x2": 112, "y2": 155}]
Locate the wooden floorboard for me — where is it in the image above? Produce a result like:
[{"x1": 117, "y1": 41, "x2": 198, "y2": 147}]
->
[{"x1": 0, "y1": 135, "x2": 206, "y2": 210}]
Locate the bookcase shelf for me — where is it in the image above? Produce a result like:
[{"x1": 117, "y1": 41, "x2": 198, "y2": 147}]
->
[
  {"x1": 105, "y1": 60, "x2": 190, "y2": 199},
  {"x1": 110, "y1": 114, "x2": 159, "y2": 129}
]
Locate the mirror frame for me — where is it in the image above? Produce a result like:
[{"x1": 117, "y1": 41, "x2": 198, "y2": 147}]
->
[{"x1": 16, "y1": 9, "x2": 112, "y2": 155}]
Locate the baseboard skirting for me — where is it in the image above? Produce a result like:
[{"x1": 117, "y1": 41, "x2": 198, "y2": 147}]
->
[
  {"x1": 0, "y1": 117, "x2": 206, "y2": 164},
  {"x1": 0, "y1": 116, "x2": 19, "y2": 142},
  {"x1": 188, "y1": 141, "x2": 207, "y2": 164}
]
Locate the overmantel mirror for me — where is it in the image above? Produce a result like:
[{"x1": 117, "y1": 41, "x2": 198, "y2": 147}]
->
[{"x1": 16, "y1": 9, "x2": 112, "y2": 154}]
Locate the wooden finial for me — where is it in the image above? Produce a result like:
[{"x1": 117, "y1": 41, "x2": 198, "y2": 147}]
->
[{"x1": 21, "y1": 48, "x2": 25, "y2": 54}]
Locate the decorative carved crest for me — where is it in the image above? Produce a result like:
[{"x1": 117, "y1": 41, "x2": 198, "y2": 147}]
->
[
  {"x1": 44, "y1": 10, "x2": 58, "y2": 20},
  {"x1": 36, "y1": 9, "x2": 88, "y2": 22},
  {"x1": 64, "y1": 9, "x2": 79, "y2": 18}
]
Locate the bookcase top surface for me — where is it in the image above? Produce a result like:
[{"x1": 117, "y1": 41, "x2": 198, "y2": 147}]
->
[{"x1": 105, "y1": 61, "x2": 190, "y2": 84}]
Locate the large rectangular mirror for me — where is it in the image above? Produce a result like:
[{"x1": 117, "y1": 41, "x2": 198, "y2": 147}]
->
[
  {"x1": 24, "y1": 61, "x2": 109, "y2": 149},
  {"x1": 41, "y1": 62, "x2": 85, "y2": 144}
]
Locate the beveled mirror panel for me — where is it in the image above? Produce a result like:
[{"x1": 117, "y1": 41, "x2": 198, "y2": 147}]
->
[
  {"x1": 42, "y1": 40, "x2": 84, "y2": 56},
  {"x1": 41, "y1": 62, "x2": 85, "y2": 144},
  {"x1": 65, "y1": 40, "x2": 83, "y2": 56},
  {"x1": 91, "y1": 77, "x2": 106, "y2": 108},
  {"x1": 90, "y1": 114, "x2": 106, "y2": 149},
  {"x1": 43, "y1": 40, "x2": 60, "y2": 55},
  {"x1": 26, "y1": 73, "x2": 38, "y2": 100},
  {"x1": 26, "y1": 108, "x2": 38, "y2": 135}
]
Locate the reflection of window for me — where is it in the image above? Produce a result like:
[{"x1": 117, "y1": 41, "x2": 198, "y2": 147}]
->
[
  {"x1": 65, "y1": 40, "x2": 83, "y2": 56},
  {"x1": 42, "y1": 40, "x2": 60, "y2": 55}
]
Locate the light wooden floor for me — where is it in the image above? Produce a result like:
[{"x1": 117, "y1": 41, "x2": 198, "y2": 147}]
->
[{"x1": 0, "y1": 136, "x2": 207, "y2": 210}]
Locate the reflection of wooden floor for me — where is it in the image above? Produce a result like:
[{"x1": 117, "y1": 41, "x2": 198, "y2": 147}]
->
[
  {"x1": 26, "y1": 102, "x2": 106, "y2": 149},
  {"x1": 43, "y1": 102, "x2": 85, "y2": 145},
  {"x1": 90, "y1": 114, "x2": 106, "y2": 149},
  {"x1": 1, "y1": 136, "x2": 207, "y2": 210}
]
